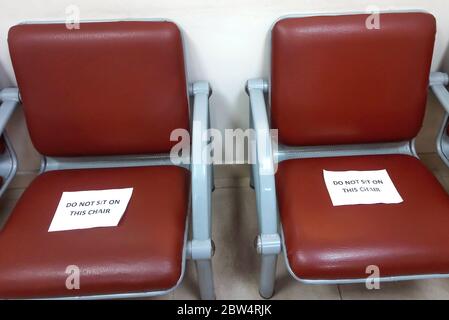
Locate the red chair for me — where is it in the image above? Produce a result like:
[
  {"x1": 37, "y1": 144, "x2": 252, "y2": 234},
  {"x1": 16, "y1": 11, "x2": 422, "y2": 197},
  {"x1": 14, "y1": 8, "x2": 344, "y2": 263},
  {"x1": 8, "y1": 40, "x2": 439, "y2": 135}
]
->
[
  {"x1": 0, "y1": 20, "x2": 215, "y2": 299},
  {"x1": 247, "y1": 12, "x2": 449, "y2": 298}
]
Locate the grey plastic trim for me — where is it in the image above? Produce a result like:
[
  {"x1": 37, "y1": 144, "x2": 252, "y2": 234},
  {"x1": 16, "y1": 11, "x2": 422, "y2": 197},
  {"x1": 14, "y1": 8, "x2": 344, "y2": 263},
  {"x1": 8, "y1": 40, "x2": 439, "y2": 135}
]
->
[
  {"x1": 42, "y1": 154, "x2": 185, "y2": 173},
  {"x1": 191, "y1": 81, "x2": 213, "y2": 242},
  {"x1": 0, "y1": 88, "x2": 19, "y2": 198},
  {"x1": 0, "y1": 134, "x2": 18, "y2": 198},
  {"x1": 436, "y1": 114, "x2": 449, "y2": 167},
  {"x1": 190, "y1": 81, "x2": 216, "y2": 300},
  {"x1": 430, "y1": 73, "x2": 449, "y2": 167},
  {"x1": 277, "y1": 141, "x2": 416, "y2": 163},
  {"x1": 246, "y1": 79, "x2": 280, "y2": 299},
  {"x1": 247, "y1": 79, "x2": 279, "y2": 237}
]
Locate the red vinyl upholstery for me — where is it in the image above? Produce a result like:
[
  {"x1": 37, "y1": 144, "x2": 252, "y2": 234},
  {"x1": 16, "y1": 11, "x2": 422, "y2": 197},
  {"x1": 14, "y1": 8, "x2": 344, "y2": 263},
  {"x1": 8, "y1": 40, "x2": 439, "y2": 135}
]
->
[
  {"x1": 271, "y1": 13, "x2": 436, "y2": 146},
  {"x1": 276, "y1": 155, "x2": 449, "y2": 280},
  {"x1": 1, "y1": 21, "x2": 192, "y2": 299},
  {"x1": 8, "y1": 21, "x2": 189, "y2": 157},
  {"x1": 0, "y1": 166, "x2": 189, "y2": 298},
  {"x1": 272, "y1": 13, "x2": 449, "y2": 281}
]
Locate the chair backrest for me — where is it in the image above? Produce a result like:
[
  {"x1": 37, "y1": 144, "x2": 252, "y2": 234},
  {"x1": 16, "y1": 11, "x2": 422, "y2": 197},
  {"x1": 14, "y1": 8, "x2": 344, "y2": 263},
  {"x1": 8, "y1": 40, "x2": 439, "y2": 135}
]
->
[
  {"x1": 271, "y1": 12, "x2": 436, "y2": 146},
  {"x1": 8, "y1": 21, "x2": 189, "y2": 157}
]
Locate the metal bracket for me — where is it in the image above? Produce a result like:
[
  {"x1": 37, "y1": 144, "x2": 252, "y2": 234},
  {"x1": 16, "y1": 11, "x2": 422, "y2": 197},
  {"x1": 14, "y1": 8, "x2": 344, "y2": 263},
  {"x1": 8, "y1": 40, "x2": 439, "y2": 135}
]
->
[
  {"x1": 187, "y1": 239, "x2": 215, "y2": 260},
  {"x1": 0, "y1": 88, "x2": 20, "y2": 210},
  {"x1": 429, "y1": 72, "x2": 449, "y2": 167},
  {"x1": 255, "y1": 234, "x2": 281, "y2": 255},
  {"x1": 429, "y1": 72, "x2": 449, "y2": 87},
  {"x1": 246, "y1": 78, "x2": 269, "y2": 94},
  {"x1": 0, "y1": 88, "x2": 20, "y2": 103},
  {"x1": 190, "y1": 81, "x2": 212, "y2": 98}
]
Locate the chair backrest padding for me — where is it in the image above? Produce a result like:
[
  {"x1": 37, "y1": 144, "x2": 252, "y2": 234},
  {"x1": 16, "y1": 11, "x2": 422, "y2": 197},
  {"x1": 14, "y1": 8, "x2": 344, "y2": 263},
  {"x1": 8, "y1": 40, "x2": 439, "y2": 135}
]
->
[
  {"x1": 8, "y1": 21, "x2": 189, "y2": 156},
  {"x1": 271, "y1": 13, "x2": 436, "y2": 146}
]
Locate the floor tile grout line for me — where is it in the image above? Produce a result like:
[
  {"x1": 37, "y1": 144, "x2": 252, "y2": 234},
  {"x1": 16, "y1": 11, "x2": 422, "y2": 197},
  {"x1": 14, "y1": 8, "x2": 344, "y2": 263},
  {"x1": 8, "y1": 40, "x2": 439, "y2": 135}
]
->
[{"x1": 337, "y1": 285, "x2": 343, "y2": 300}]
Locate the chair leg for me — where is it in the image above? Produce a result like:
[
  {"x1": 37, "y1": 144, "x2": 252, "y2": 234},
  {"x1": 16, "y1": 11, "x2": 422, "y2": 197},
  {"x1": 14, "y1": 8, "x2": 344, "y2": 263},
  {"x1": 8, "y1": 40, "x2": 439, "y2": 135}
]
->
[
  {"x1": 259, "y1": 254, "x2": 277, "y2": 299},
  {"x1": 196, "y1": 259, "x2": 216, "y2": 300},
  {"x1": 249, "y1": 165, "x2": 255, "y2": 189},
  {"x1": 210, "y1": 164, "x2": 216, "y2": 192}
]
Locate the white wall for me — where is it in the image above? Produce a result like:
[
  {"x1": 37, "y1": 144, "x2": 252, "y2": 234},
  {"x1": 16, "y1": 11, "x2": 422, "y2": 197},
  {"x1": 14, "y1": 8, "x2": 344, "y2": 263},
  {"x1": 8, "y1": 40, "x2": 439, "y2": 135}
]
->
[{"x1": 1, "y1": 0, "x2": 449, "y2": 174}]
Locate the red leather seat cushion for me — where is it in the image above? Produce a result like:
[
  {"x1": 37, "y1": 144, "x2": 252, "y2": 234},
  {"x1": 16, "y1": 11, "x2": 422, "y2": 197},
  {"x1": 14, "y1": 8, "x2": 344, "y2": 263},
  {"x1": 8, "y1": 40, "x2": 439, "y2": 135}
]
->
[
  {"x1": 276, "y1": 154, "x2": 449, "y2": 280},
  {"x1": 0, "y1": 166, "x2": 189, "y2": 298},
  {"x1": 8, "y1": 21, "x2": 189, "y2": 156},
  {"x1": 271, "y1": 13, "x2": 436, "y2": 146}
]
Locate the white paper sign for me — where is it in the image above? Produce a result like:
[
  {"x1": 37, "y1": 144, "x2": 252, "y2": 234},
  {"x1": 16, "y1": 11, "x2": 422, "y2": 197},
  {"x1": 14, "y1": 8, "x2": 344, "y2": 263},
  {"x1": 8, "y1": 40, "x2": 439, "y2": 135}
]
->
[
  {"x1": 48, "y1": 188, "x2": 133, "y2": 232},
  {"x1": 323, "y1": 170, "x2": 403, "y2": 206}
]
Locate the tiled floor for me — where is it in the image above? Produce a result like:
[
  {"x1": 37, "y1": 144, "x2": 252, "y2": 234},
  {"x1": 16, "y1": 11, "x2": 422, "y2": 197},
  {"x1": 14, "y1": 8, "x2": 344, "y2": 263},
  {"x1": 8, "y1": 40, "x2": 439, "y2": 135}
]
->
[{"x1": 1, "y1": 153, "x2": 449, "y2": 300}]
